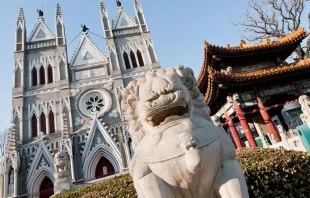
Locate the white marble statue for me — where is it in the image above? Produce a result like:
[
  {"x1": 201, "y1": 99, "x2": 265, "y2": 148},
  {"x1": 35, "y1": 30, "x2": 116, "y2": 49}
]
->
[
  {"x1": 299, "y1": 95, "x2": 310, "y2": 128},
  {"x1": 53, "y1": 151, "x2": 72, "y2": 195},
  {"x1": 122, "y1": 66, "x2": 249, "y2": 198}
]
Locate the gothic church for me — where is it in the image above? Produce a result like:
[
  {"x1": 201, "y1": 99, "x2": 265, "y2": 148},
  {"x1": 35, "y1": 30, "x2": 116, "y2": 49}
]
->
[{"x1": 1, "y1": 0, "x2": 160, "y2": 197}]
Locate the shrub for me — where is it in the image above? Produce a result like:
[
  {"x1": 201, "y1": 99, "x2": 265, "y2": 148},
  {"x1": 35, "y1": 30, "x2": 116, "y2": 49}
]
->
[
  {"x1": 237, "y1": 148, "x2": 310, "y2": 198},
  {"x1": 56, "y1": 148, "x2": 310, "y2": 198}
]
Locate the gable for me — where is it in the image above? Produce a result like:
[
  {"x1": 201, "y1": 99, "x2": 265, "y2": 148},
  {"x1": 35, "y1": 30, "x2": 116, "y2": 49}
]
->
[
  {"x1": 29, "y1": 22, "x2": 54, "y2": 42},
  {"x1": 27, "y1": 142, "x2": 54, "y2": 183},
  {"x1": 82, "y1": 118, "x2": 120, "y2": 164},
  {"x1": 71, "y1": 36, "x2": 108, "y2": 67},
  {"x1": 114, "y1": 11, "x2": 137, "y2": 30}
]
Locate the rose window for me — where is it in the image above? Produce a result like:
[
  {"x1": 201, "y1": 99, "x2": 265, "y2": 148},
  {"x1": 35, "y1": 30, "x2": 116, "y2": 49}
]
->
[
  {"x1": 78, "y1": 90, "x2": 112, "y2": 117},
  {"x1": 86, "y1": 95, "x2": 105, "y2": 112}
]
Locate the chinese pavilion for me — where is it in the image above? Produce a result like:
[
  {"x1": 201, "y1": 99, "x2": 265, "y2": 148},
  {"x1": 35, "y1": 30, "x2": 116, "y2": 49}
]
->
[{"x1": 197, "y1": 28, "x2": 310, "y2": 149}]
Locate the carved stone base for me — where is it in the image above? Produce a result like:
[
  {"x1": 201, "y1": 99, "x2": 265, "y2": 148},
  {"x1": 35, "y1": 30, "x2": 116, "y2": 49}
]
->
[{"x1": 53, "y1": 178, "x2": 72, "y2": 195}]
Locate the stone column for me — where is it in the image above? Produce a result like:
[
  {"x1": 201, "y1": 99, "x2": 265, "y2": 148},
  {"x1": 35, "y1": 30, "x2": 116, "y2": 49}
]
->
[
  {"x1": 69, "y1": 154, "x2": 76, "y2": 182},
  {"x1": 19, "y1": 119, "x2": 23, "y2": 143},
  {"x1": 13, "y1": 169, "x2": 18, "y2": 196},
  {"x1": 28, "y1": 118, "x2": 32, "y2": 139},
  {"x1": 233, "y1": 101, "x2": 257, "y2": 147},
  {"x1": 224, "y1": 111, "x2": 243, "y2": 148},
  {"x1": 36, "y1": 117, "x2": 40, "y2": 136},
  {"x1": 0, "y1": 173, "x2": 4, "y2": 198},
  {"x1": 3, "y1": 171, "x2": 8, "y2": 197},
  {"x1": 257, "y1": 97, "x2": 281, "y2": 142},
  {"x1": 54, "y1": 113, "x2": 57, "y2": 133},
  {"x1": 21, "y1": 69, "x2": 24, "y2": 87},
  {"x1": 44, "y1": 67, "x2": 48, "y2": 85},
  {"x1": 45, "y1": 115, "x2": 50, "y2": 135},
  {"x1": 36, "y1": 68, "x2": 40, "y2": 85},
  {"x1": 117, "y1": 126, "x2": 128, "y2": 170}
]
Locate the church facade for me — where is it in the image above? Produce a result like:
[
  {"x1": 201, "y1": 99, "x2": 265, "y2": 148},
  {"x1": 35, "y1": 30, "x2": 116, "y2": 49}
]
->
[{"x1": 1, "y1": 0, "x2": 160, "y2": 197}]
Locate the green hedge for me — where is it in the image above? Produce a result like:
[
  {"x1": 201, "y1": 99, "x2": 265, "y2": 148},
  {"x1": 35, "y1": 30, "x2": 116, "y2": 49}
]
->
[
  {"x1": 56, "y1": 148, "x2": 310, "y2": 198},
  {"x1": 238, "y1": 148, "x2": 310, "y2": 198}
]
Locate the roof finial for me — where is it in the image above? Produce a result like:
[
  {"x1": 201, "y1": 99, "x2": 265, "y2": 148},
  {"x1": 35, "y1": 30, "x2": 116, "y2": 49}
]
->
[
  {"x1": 116, "y1": 0, "x2": 122, "y2": 7},
  {"x1": 100, "y1": 0, "x2": 106, "y2": 11},
  {"x1": 18, "y1": 8, "x2": 25, "y2": 21},
  {"x1": 37, "y1": 9, "x2": 44, "y2": 17},
  {"x1": 81, "y1": 24, "x2": 89, "y2": 32},
  {"x1": 56, "y1": 3, "x2": 62, "y2": 16}
]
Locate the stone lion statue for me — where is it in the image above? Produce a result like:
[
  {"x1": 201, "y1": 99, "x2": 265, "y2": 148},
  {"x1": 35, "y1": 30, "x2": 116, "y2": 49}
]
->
[
  {"x1": 53, "y1": 151, "x2": 72, "y2": 195},
  {"x1": 121, "y1": 66, "x2": 249, "y2": 198}
]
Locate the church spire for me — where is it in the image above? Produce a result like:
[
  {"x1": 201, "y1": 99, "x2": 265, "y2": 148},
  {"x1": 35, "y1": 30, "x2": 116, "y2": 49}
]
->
[
  {"x1": 17, "y1": 8, "x2": 25, "y2": 22},
  {"x1": 56, "y1": 3, "x2": 62, "y2": 17},
  {"x1": 56, "y1": 3, "x2": 66, "y2": 45},
  {"x1": 100, "y1": 0, "x2": 112, "y2": 38},
  {"x1": 6, "y1": 123, "x2": 18, "y2": 154},
  {"x1": 15, "y1": 8, "x2": 26, "y2": 52},
  {"x1": 134, "y1": 0, "x2": 148, "y2": 32}
]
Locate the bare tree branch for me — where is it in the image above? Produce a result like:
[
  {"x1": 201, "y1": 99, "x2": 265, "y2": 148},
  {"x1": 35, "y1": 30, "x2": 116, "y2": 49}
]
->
[{"x1": 236, "y1": 0, "x2": 310, "y2": 59}]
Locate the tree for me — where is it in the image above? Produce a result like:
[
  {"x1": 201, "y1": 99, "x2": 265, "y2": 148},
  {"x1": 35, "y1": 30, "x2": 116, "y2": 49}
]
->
[{"x1": 237, "y1": 0, "x2": 310, "y2": 59}]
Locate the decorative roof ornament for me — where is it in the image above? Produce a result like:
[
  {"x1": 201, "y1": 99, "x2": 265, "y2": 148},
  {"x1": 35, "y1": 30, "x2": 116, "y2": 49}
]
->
[
  {"x1": 116, "y1": 0, "x2": 122, "y2": 7},
  {"x1": 81, "y1": 24, "x2": 89, "y2": 33},
  {"x1": 18, "y1": 8, "x2": 25, "y2": 21},
  {"x1": 56, "y1": 3, "x2": 62, "y2": 16},
  {"x1": 37, "y1": 9, "x2": 44, "y2": 17},
  {"x1": 62, "y1": 114, "x2": 70, "y2": 140},
  {"x1": 100, "y1": 0, "x2": 106, "y2": 11},
  {"x1": 6, "y1": 123, "x2": 18, "y2": 154}
]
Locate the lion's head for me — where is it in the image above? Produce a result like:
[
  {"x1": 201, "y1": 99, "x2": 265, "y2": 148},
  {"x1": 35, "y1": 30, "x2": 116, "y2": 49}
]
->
[
  {"x1": 121, "y1": 66, "x2": 211, "y2": 150},
  {"x1": 54, "y1": 151, "x2": 69, "y2": 170}
]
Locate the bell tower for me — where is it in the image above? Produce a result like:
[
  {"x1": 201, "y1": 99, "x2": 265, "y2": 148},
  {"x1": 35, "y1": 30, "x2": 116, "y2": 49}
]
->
[{"x1": 100, "y1": 0, "x2": 160, "y2": 76}]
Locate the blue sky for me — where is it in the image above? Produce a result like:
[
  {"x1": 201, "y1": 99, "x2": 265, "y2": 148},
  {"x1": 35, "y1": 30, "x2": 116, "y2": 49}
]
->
[{"x1": 0, "y1": 0, "x2": 307, "y2": 130}]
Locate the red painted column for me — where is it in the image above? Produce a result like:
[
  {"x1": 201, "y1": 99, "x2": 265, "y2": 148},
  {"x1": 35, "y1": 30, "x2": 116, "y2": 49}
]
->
[
  {"x1": 224, "y1": 111, "x2": 243, "y2": 148},
  {"x1": 233, "y1": 101, "x2": 258, "y2": 147},
  {"x1": 257, "y1": 97, "x2": 281, "y2": 142}
]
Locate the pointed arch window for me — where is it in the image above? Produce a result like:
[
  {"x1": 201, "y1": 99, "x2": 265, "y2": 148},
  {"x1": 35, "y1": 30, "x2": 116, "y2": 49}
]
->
[
  {"x1": 130, "y1": 51, "x2": 138, "y2": 68},
  {"x1": 123, "y1": 52, "x2": 131, "y2": 69},
  {"x1": 49, "y1": 110, "x2": 55, "y2": 134},
  {"x1": 32, "y1": 67, "x2": 37, "y2": 86},
  {"x1": 47, "y1": 65, "x2": 53, "y2": 83},
  {"x1": 32, "y1": 114, "x2": 37, "y2": 137},
  {"x1": 15, "y1": 67, "x2": 21, "y2": 88},
  {"x1": 40, "y1": 112, "x2": 46, "y2": 134},
  {"x1": 136, "y1": 50, "x2": 144, "y2": 67},
  {"x1": 40, "y1": 66, "x2": 45, "y2": 85}
]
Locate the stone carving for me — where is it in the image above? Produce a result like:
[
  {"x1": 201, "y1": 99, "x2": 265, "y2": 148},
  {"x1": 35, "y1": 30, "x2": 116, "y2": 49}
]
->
[
  {"x1": 53, "y1": 151, "x2": 72, "y2": 195},
  {"x1": 109, "y1": 110, "x2": 119, "y2": 118},
  {"x1": 121, "y1": 66, "x2": 249, "y2": 197},
  {"x1": 74, "y1": 117, "x2": 85, "y2": 127},
  {"x1": 71, "y1": 89, "x2": 81, "y2": 97}
]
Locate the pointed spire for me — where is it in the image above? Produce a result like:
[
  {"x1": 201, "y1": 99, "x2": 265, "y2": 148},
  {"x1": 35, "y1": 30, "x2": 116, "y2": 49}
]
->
[
  {"x1": 56, "y1": 3, "x2": 62, "y2": 16},
  {"x1": 134, "y1": 0, "x2": 139, "y2": 5},
  {"x1": 17, "y1": 8, "x2": 25, "y2": 21},
  {"x1": 100, "y1": 0, "x2": 106, "y2": 11},
  {"x1": 6, "y1": 123, "x2": 18, "y2": 154},
  {"x1": 62, "y1": 114, "x2": 69, "y2": 140}
]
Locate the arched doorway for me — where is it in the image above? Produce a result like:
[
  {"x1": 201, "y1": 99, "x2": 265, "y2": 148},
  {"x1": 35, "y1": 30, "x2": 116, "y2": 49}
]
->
[
  {"x1": 39, "y1": 177, "x2": 54, "y2": 198},
  {"x1": 95, "y1": 156, "x2": 115, "y2": 179}
]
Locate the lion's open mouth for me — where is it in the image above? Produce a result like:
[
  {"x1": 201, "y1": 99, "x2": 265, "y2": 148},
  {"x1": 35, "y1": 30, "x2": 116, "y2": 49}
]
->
[{"x1": 146, "y1": 104, "x2": 189, "y2": 127}]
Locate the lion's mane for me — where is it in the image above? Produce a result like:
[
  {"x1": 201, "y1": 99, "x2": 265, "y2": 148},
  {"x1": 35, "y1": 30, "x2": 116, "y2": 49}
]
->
[{"x1": 121, "y1": 65, "x2": 211, "y2": 150}]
